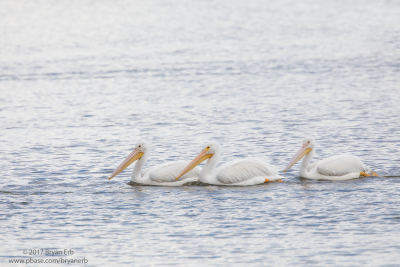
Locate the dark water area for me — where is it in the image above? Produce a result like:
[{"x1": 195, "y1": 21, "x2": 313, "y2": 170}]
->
[{"x1": 1, "y1": 0, "x2": 400, "y2": 266}]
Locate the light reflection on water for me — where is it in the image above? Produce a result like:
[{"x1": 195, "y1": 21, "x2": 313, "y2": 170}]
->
[{"x1": 1, "y1": 0, "x2": 400, "y2": 265}]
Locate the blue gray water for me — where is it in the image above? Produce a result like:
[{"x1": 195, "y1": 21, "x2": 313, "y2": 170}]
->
[{"x1": 1, "y1": 0, "x2": 400, "y2": 266}]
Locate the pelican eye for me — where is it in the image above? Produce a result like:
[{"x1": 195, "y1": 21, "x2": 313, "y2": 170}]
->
[
  {"x1": 205, "y1": 146, "x2": 210, "y2": 151},
  {"x1": 139, "y1": 145, "x2": 141, "y2": 147},
  {"x1": 308, "y1": 141, "x2": 310, "y2": 144}
]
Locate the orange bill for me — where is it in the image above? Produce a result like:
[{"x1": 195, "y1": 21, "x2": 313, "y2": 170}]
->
[
  {"x1": 284, "y1": 144, "x2": 312, "y2": 172},
  {"x1": 108, "y1": 148, "x2": 144, "y2": 180},
  {"x1": 175, "y1": 150, "x2": 212, "y2": 180}
]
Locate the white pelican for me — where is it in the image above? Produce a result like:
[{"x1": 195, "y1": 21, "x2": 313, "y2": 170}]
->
[
  {"x1": 175, "y1": 141, "x2": 283, "y2": 186},
  {"x1": 284, "y1": 137, "x2": 379, "y2": 180},
  {"x1": 108, "y1": 141, "x2": 201, "y2": 186}
]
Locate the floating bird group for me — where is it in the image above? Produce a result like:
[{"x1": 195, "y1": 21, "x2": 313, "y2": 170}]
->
[{"x1": 108, "y1": 137, "x2": 379, "y2": 186}]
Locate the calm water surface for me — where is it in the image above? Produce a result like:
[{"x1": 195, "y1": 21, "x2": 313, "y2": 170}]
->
[{"x1": 1, "y1": 0, "x2": 400, "y2": 266}]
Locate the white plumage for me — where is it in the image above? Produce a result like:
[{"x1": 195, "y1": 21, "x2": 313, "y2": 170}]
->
[
  {"x1": 176, "y1": 141, "x2": 283, "y2": 186},
  {"x1": 148, "y1": 161, "x2": 200, "y2": 183},
  {"x1": 284, "y1": 137, "x2": 378, "y2": 180},
  {"x1": 108, "y1": 141, "x2": 200, "y2": 186},
  {"x1": 316, "y1": 155, "x2": 368, "y2": 176},
  {"x1": 216, "y1": 158, "x2": 278, "y2": 184}
]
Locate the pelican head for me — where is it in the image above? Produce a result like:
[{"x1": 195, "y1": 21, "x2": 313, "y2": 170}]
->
[
  {"x1": 175, "y1": 141, "x2": 220, "y2": 180},
  {"x1": 135, "y1": 140, "x2": 150, "y2": 154},
  {"x1": 108, "y1": 140, "x2": 149, "y2": 180},
  {"x1": 284, "y1": 137, "x2": 316, "y2": 172}
]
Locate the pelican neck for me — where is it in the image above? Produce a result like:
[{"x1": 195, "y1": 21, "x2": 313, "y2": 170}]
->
[
  {"x1": 131, "y1": 152, "x2": 149, "y2": 182},
  {"x1": 199, "y1": 151, "x2": 220, "y2": 183},
  {"x1": 299, "y1": 149, "x2": 315, "y2": 177}
]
